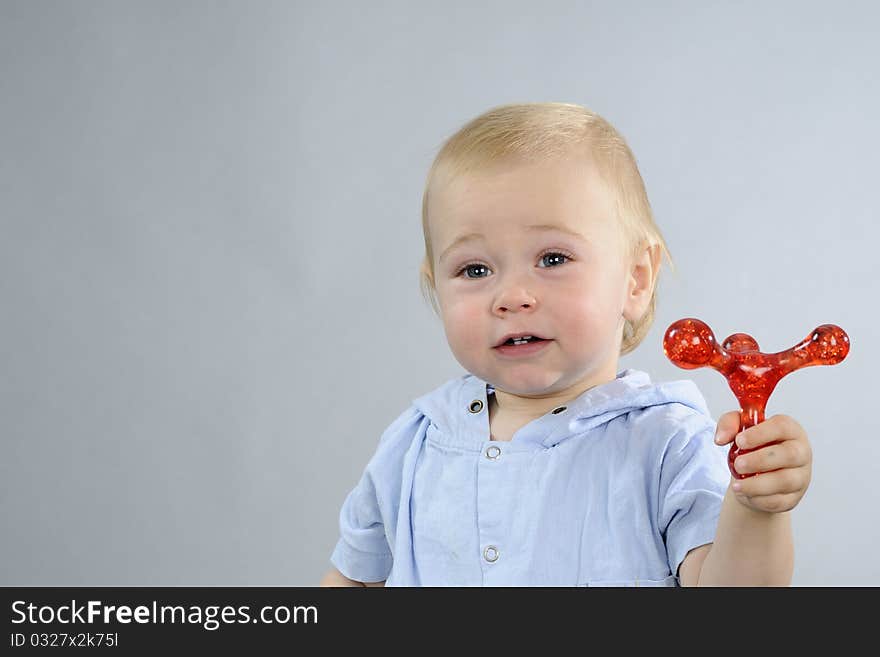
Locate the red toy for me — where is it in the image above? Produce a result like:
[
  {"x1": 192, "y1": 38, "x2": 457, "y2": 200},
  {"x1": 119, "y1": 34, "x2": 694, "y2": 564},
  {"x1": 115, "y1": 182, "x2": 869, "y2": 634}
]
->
[{"x1": 663, "y1": 319, "x2": 850, "y2": 479}]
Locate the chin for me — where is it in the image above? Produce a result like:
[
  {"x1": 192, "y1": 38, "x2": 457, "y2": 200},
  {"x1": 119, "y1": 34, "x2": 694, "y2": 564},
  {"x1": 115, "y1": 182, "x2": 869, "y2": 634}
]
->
[{"x1": 491, "y1": 370, "x2": 566, "y2": 396}]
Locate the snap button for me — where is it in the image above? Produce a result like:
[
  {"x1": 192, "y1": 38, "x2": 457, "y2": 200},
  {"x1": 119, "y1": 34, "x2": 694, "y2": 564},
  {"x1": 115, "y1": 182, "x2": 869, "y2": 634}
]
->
[
  {"x1": 468, "y1": 399, "x2": 484, "y2": 413},
  {"x1": 483, "y1": 545, "x2": 499, "y2": 563},
  {"x1": 486, "y1": 445, "x2": 501, "y2": 460},
  {"x1": 551, "y1": 405, "x2": 567, "y2": 414}
]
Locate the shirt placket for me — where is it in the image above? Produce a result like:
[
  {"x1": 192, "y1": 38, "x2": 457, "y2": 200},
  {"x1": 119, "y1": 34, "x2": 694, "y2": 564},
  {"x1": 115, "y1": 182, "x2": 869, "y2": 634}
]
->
[
  {"x1": 476, "y1": 438, "x2": 508, "y2": 584},
  {"x1": 464, "y1": 380, "x2": 572, "y2": 585}
]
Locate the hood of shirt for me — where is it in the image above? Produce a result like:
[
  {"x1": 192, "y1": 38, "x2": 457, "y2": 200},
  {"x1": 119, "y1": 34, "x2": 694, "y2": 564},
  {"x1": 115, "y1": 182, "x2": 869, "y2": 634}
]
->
[{"x1": 411, "y1": 369, "x2": 712, "y2": 448}]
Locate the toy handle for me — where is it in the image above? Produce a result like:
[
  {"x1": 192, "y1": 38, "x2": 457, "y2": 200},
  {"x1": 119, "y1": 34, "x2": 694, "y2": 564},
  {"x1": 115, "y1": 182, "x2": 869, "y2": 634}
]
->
[{"x1": 729, "y1": 404, "x2": 782, "y2": 480}]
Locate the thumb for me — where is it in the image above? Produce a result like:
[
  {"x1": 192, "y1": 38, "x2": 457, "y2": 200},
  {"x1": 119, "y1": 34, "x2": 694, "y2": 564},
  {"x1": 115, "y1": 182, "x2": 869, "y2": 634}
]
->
[{"x1": 714, "y1": 411, "x2": 742, "y2": 445}]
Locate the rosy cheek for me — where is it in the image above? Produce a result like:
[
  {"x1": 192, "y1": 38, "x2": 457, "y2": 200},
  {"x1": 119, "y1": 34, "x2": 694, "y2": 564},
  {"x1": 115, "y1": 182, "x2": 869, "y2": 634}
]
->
[
  {"x1": 444, "y1": 299, "x2": 484, "y2": 345},
  {"x1": 554, "y1": 296, "x2": 597, "y2": 337}
]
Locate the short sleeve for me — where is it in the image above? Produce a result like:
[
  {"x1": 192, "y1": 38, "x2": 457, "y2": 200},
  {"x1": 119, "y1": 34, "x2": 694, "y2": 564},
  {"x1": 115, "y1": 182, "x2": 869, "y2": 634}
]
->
[
  {"x1": 329, "y1": 405, "x2": 423, "y2": 583},
  {"x1": 330, "y1": 467, "x2": 393, "y2": 583},
  {"x1": 657, "y1": 411, "x2": 730, "y2": 580}
]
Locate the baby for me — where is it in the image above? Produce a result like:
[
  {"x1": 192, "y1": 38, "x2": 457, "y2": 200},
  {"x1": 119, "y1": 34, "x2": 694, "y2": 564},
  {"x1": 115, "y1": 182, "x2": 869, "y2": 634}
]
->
[{"x1": 320, "y1": 102, "x2": 812, "y2": 586}]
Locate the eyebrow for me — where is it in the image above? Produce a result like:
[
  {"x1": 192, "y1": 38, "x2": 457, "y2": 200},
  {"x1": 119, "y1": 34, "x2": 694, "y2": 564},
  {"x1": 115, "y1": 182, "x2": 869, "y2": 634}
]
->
[{"x1": 438, "y1": 224, "x2": 589, "y2": 263}]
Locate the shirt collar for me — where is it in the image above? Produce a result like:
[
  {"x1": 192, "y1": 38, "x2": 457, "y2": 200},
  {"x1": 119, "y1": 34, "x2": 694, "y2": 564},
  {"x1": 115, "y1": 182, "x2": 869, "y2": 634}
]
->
[{"x1": 413, "y1": 369, "x2": 710, "y2": 449}]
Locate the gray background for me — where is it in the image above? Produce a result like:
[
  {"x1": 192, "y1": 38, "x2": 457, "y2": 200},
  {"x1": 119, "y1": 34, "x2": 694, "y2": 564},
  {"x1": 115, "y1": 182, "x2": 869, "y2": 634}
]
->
[{"x1": 1, "y1": 0, "x2": 875, "y2": 586}]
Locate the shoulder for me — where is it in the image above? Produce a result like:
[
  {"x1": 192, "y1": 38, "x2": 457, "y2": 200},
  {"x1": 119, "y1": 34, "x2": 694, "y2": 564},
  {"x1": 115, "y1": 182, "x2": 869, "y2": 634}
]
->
[
  {"x1": 378, "y1": 403, "x2": 425, "y2": 445},
  {"x1": 633, "y1": 400, "x2": 715, "y2": 442},
  {"x1": 369, "y1": 404, "x2": 426, "y2": 467},
  {"x1": 369, "y1": 372, "x2": 474, "y2": 461},
  {"x1": 616, "y1": 376, "x2": 719, "y2": 464},
  {"x1": 624, "y1": 390, "x2": 714, "y2": 444},
  {"x1": 635, "y1": 396, "x2": 727, "y2": 488}
]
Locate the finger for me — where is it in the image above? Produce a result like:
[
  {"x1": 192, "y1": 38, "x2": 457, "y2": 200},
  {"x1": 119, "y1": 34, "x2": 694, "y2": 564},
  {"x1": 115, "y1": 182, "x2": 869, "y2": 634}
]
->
[
  {"x1": 732, "y1": 440, "x2": 810, "y2": 475},
  {"x1": 732, "y1": 467, "x2": 807, "y2": 497},
  {"x1": 735, "y1": 414, "x2": 805, "y2": 451},
  {"x1": 738, "y1": 492, "x2": 802, "y2": 514},
  {"x1": 714, "y1": 411, "x2": 742, "y2": 446}
]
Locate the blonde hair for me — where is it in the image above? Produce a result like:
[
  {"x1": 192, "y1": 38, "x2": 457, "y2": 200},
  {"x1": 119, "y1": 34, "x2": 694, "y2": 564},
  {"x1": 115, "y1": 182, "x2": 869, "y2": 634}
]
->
[{"x1": 419, "y1": 102, "x2": 674, "y2": 356}]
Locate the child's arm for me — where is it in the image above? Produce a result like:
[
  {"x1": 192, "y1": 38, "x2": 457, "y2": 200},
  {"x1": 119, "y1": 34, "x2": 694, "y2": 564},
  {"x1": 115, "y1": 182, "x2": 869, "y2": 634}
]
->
[
  {"x1": 684, "y1": 413, "x2": 810, "y2": 586},
  {"x1": 319, "y1": 566, "x2": 386, "y2": 587},
  {"x1": 687, "y1": 485, "x2": 794, "y2": 586}
]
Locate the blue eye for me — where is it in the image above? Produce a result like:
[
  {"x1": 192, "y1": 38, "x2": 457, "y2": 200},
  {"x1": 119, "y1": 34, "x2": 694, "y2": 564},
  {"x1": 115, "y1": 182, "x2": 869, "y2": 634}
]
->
[
  {"x1": 455, "y1": 250, "x2": 573, "y2": 279},
  {"x1": 539, "y1": 252, "x2": 571, "y2": 268},
  {"x1": 459, "y1": 263, "x2": 491, "y2": 279}
]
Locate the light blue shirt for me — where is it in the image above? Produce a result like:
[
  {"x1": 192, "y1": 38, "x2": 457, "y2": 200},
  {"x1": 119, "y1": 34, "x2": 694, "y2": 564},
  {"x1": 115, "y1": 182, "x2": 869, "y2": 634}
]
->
[{"x1": 330, "y1": 369, "x2": 730, "y2": 586}]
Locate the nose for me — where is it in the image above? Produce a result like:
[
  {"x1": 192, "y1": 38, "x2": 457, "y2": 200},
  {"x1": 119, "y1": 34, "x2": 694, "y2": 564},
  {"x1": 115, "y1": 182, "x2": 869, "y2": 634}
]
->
[{"x1": 493, "y1": 286, "x2": 538, "y2": 315}]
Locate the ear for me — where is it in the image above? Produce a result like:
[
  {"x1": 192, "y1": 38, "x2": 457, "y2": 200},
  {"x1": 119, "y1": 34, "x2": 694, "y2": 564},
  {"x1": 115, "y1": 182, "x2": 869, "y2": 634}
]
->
[
  {"x1": 419, "y1": 256, "x2": 441, "y2": 316},
  {"x1": 419, "y1": 256, "x2": 436, "y2": 289},
  {"x1": 622, "y1": 242, "x2": 661, "y2": 323}
]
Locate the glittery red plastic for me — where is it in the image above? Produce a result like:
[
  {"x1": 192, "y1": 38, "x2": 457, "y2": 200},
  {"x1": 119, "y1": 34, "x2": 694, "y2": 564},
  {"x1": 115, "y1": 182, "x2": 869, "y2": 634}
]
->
[{"x1": 663, "y1": 319, "x2": 850, "y2": 479}]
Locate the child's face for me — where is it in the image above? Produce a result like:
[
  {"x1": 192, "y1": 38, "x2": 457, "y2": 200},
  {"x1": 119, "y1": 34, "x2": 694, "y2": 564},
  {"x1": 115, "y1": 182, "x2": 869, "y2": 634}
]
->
[{"x1": 429, "y1": 155, "x2": 640, "y2": 398}]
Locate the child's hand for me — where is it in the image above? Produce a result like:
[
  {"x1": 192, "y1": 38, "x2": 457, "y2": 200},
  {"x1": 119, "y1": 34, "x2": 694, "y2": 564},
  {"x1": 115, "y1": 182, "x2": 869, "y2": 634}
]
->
[{"x1": 714, "y1": 412, "x2": 812, "y2": 514}]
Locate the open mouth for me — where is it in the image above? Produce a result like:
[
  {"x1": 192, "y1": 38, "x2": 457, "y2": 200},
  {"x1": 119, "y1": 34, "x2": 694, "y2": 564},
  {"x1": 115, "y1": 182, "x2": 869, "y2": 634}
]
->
[
  {"x1": 501, "y1": 336, "x2": 549, "y2": 346},
  {"x1": 493, "y1": 336, "x2": 553, "y2": 356}
]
